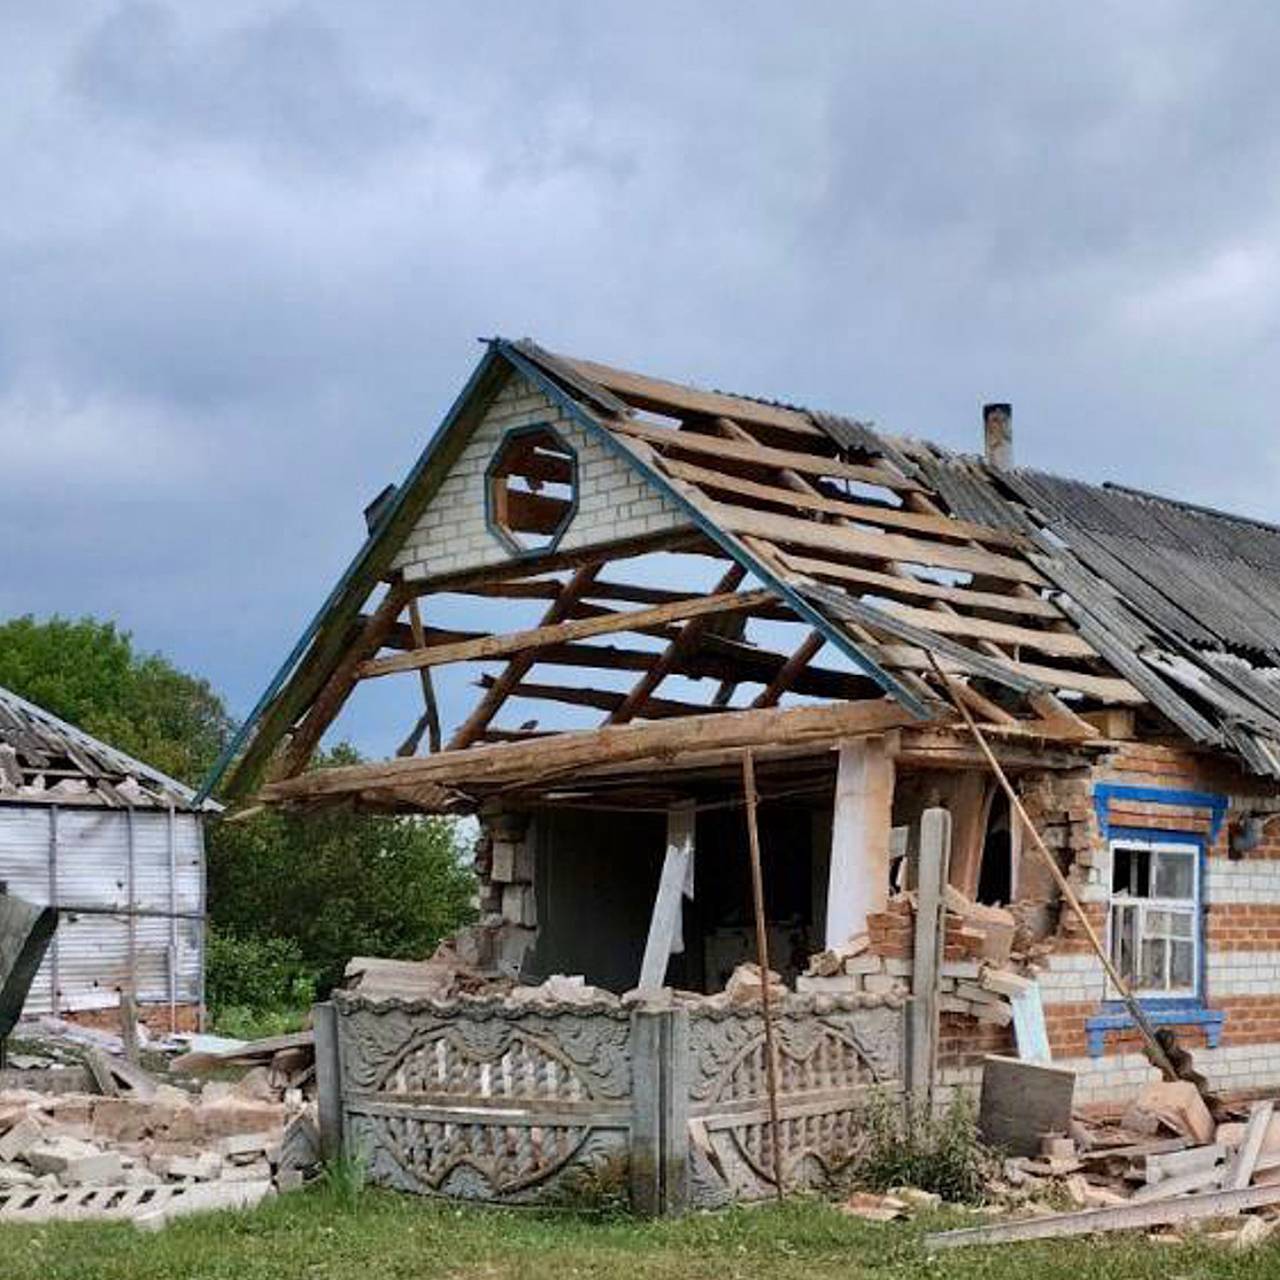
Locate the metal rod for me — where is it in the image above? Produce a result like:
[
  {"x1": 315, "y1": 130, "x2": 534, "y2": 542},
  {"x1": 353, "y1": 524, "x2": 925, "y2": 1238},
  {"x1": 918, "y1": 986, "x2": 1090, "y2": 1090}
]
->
[
  {"x1": 926, "y1": 654, "x2": 1177, "y2": 1080},
  {"x1": 741, "y1": 747, "x2": 786, "y2": 1202},
  {"x1": 48, "y1": 805, "x2": 59, "y2": 1017},
  {"x1": 125, "y1": 806, "x2": 137, "y2": 1010},
  {"x1": 167, "y1": 806, "x2": 178, "y2": 1035}
]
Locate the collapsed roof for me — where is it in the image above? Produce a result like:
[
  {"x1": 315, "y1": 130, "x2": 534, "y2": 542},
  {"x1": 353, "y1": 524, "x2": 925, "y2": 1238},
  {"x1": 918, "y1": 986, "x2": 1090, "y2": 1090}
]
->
[
  {"x1": 0, "y1": 683, "x2": 211, "y2": 812},
  {"x1": 202, "y1": 338, "x2": 1280, "y2": 809}
]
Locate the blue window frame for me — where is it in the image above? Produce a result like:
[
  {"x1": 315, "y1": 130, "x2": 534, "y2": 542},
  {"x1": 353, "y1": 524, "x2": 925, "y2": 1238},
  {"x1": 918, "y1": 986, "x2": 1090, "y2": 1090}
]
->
[{"x1": 1084, "y1": 784, "x2": 1227, "y2": 1057}]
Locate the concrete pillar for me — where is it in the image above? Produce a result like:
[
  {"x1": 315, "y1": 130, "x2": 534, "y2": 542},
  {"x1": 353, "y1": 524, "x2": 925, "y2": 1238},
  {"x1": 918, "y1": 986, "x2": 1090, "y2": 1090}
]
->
[{"x1": 825, "y1": 736, "x2": 895, "y2": 948}]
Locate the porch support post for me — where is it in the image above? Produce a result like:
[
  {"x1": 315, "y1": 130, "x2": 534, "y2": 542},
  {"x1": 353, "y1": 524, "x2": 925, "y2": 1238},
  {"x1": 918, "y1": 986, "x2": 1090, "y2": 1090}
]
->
[
  {"x1": 638, "y1": 800, "x2": 696, "y2": 992},
  {"x1": 825, "y1": 736, "x2": 895, "y2": 948},
  {"x1": 908, "y1": 807, "x2": 951, "y2": 1105}
]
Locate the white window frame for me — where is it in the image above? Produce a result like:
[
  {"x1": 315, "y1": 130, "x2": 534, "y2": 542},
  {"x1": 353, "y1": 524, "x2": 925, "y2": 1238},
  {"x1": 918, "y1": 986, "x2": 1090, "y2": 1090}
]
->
[{"x1": 1106, "y1": 837, "x2": 1201, "y2": 1000}]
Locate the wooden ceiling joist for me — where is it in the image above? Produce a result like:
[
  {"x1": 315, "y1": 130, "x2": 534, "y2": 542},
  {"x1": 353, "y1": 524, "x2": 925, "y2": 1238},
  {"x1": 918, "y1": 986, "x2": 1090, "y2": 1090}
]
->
[{"x1": 358, "y1": 587, "x2": 777, "y2": 680}]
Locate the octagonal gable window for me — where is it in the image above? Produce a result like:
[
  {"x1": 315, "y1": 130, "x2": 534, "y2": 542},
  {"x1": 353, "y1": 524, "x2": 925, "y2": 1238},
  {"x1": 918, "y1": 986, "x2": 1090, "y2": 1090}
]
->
[{"x1": 485, "y1": 424, "x2": 579, "y2": 555}]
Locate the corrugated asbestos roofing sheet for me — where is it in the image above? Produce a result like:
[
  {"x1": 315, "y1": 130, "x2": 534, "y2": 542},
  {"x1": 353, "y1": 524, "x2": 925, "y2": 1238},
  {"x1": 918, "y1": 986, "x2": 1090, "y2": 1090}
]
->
[{"x1": 0, "y1": 684, "x2": 210, "y2": 811}]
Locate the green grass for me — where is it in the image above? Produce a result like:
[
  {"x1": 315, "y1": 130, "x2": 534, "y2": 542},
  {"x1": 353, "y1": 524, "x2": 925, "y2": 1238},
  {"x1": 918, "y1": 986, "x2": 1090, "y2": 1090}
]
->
[{"x1": 0, "y1": 1187, "x2": 1275, "y2": 1280}]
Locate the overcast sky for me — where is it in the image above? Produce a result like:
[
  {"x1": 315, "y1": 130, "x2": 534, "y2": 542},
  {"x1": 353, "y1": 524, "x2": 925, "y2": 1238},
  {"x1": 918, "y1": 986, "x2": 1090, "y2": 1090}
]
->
[{"x1": 5, "y1": 3, "x2": 1280, "y2": 758}]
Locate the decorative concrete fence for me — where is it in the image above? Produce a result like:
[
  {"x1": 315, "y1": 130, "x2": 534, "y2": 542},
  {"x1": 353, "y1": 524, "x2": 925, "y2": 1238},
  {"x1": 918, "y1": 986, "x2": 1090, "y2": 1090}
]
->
[{"x1": 314, "y1": 991, "x2": 905, "y2": 1215}]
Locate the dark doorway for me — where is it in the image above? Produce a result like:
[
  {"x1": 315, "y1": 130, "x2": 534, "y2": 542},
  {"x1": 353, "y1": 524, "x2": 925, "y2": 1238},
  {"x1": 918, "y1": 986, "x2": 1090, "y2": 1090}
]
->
[{"x1": 976, "y1": 793, "x2": 1013, "y2": 906}]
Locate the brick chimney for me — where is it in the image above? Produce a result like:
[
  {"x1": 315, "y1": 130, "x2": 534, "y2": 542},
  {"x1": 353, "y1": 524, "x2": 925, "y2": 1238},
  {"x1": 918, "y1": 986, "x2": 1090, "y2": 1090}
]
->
[{"x1": 983, "y1": 403, "x2": 1012, "y2": 469}]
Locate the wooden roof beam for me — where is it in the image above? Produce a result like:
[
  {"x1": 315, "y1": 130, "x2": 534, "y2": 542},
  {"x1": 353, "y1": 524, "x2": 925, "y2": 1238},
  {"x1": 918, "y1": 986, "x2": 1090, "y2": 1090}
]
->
[{"x1": 359, "y1": 587, "x2": 778, "y2": 680}]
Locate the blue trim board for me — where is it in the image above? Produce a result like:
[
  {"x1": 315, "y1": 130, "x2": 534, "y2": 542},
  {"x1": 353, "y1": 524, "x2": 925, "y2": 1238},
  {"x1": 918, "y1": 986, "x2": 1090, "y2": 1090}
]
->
[
  {"x1": 1085, "y1": 1004, "x2": 1225, "y2": 1057},
  {"x1": 1092, "y1": 782, "x2": 1228, "y2": 840},
  {"x1": 496, "y1": 340, "x2": 934, "y2": 720}
]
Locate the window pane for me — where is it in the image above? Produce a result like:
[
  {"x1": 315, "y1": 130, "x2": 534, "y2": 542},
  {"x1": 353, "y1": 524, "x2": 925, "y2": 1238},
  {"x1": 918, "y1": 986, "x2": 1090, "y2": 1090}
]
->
[
  {"x1": 1146, "y1": 909, "x2": 1171, "y2": 936},
  {"x1": 1110, "y1": 906, "x2": 1137, "y2": 984},
  {"x1": 1153, "y1": 851, "x2": 1195, "y2": 900},
  {"x1": 1170, "y1": 912, "x2": 1194, "y2": 940},
  {"x1": 1141, "y1": 936, "x2": 1167, "y2": 990},
  {"x1": 1170, "y1": 941, "x2": 1195, "y2": 988}
]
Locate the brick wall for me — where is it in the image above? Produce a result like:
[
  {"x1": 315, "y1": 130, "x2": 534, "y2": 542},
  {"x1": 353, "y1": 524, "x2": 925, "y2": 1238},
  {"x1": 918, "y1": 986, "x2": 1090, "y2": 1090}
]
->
[
  {"x1": 943, "y1": 741, "x2": 1280, "y2": 1106},
  {"x1": 391, "y1": 371, "x2": 690, "y2": 582}
]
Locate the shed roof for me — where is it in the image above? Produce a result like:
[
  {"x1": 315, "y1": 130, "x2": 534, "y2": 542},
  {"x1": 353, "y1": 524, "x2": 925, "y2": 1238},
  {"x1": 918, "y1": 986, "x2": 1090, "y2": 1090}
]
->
[{"x1": 0, "y1": 683, "x2": 214, "y2": 812}]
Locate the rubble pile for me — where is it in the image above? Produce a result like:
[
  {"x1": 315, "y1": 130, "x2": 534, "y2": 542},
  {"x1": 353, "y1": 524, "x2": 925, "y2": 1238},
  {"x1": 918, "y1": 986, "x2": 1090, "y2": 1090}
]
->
[
  {"x1": 983, "y1": 1083, "x2": 1280, "y2": 1247},
  {"x1": 0, "y1": 1026, "x2": 320, "y2": 1227},
  {"x1": 798, "y1": 887, "x2": 1041, "y2": 1020}
]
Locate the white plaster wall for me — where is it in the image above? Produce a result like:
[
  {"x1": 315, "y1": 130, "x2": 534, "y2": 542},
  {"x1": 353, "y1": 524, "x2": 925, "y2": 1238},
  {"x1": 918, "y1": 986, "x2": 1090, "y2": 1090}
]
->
[{"x1": 392, "y1": 372, "x2": 690, "y2": 582}]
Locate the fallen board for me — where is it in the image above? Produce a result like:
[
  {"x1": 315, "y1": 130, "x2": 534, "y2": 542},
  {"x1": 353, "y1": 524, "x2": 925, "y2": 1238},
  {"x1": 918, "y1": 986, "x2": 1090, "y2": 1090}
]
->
[
  {"x1": 925, "y1": 1183, "x2": 1280, "y2": 1250},
  {"x1": 978, "y1": 1055, "x2": 1075, "y2": 1157}
]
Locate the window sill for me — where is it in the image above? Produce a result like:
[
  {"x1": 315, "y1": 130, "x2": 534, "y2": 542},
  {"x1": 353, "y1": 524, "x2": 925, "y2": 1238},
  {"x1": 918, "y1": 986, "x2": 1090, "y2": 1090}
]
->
[{"x1": 1084, "y1": 1000, "x2": 1224, "y2": 1058}]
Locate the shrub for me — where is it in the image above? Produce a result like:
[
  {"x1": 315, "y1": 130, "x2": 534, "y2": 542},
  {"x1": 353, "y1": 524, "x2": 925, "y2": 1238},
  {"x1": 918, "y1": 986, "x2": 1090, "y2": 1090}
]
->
[
  {"x1": 850, "y1": 1089, "x2": 994, "y2": 1204},
  {"x1": 205, "y1": 927, "x2": 318, "y2": 1024}
]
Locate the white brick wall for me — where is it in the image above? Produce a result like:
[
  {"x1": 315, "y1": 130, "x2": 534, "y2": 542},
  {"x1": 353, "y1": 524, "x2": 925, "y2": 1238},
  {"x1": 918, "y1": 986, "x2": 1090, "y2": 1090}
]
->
[
  {"x1": 1205, "y1": 950, "x2": 1280, "y2": 995},
  {"x1": 391, "y1": 372, "x2": 690, "y2": 581},
  {"x1": 937, "y1": 1043, "x2": 1280, "y2": 1109},
  {"x1": 1205, "y1": 859, "x2": 1280, "y2": 904}
]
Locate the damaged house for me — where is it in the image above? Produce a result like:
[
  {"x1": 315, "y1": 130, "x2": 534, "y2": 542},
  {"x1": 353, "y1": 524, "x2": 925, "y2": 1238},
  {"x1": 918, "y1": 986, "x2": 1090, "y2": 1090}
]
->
[
  {"x1": 202, "y1": 339, "x2": 1280, "y2": 1209},
  {"x1": 0, "y1": 684, "x2": 211, "y2": 1034}
]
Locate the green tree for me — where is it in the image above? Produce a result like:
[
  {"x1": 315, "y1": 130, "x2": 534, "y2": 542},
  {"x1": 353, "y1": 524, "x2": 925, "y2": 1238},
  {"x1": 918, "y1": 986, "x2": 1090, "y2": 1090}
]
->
[
  {"x1": 0, "y1": 614, "x2": 231, "y2": 785},
  {"x1": 207, "y1": 752, "x2": 476, "y2": 994}
]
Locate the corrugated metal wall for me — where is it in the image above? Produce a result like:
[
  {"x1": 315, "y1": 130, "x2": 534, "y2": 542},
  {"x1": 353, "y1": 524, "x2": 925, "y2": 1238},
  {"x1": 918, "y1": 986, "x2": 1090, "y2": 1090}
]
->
[{"x1": 0, "y1": 804, "x2": 204, "y2": 1019}]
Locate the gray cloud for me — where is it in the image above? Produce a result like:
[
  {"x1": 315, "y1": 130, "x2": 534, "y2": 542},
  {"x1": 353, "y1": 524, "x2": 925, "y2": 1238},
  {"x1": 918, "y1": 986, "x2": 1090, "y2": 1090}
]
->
[{"x1": 4, "y1": 1, "x2": 1280, "y2": 755}]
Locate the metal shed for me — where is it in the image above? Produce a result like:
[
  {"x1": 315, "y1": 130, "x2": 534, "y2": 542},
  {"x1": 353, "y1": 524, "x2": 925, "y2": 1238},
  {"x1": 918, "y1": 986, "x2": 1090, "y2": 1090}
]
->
[{"x1": 0, "y1": 683, "x2": 217, "y2": 1031}]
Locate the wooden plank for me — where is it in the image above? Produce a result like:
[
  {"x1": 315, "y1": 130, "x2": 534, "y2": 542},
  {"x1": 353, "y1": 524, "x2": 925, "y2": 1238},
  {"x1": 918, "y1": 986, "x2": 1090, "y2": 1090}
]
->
[
  {"x1": 875, "y1": 601, "x2": 1095, "y2": 660},
  {"x1": 478, "y1": 676, "x2": 714, "y2": 720},
  {"x1": 1227, "y1": 1100, "x2": 1274, "y2": 1190},
  {"x1": 709, "y1": 501, "x2": 1046, "y2": 585},
  {"x1": 260, "y1": 698, "x2": 923, "y2": 802},
  {"x1": 909, "y1": 808, "x2": 950, "y2": 1105},
  {"x1": 925, "y1": 1184, "x2": 1280, "y2": 1249},
  {"x1": 978, "y1": 1055, "x2": 1074, "y2": 1157},
  {"x1": 358, "y1": 589, "x2": 777, "y2": 679},
  {"x1": 661, "y1": 456, "x2": 1023, "y2": 548},
  {"x1": 877, "y1": 602, "x2": 1095, "y2": 658},
  {"x1": 637, "y1": 802, "x2": 696, "y2": 990},
  {"x1": 1131, "y1": 1163, "x2": 1224, "y2": 1203},
  {"x1": 775, "y1": 550, "x2": 1062, "y2": 620},
  {"x1": 559, "y1": 353, "x2": 823, "y2": 436},
  {"x1": 1009, "y1": 984, "x2": 1051, "y2": 1063},
  {"x1": 612, "y1": 418, "x2": 923, "y2": 492},
  {"x1": 872, "y1": 644, "x2": 1146, "y2": 704}
]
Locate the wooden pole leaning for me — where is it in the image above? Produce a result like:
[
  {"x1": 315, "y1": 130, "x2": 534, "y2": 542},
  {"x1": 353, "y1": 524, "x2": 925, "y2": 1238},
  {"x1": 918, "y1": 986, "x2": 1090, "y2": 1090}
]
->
[
  {"x1": 742, "y1": 747, "x2": 786, "y2": 1202},
  {"x1": 925, "y1": 654, "x2": 1177, "y2": 1081}
]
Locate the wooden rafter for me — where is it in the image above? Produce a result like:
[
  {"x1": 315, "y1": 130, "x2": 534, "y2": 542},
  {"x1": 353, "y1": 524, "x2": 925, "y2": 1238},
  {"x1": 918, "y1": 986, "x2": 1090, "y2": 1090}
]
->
[
  {"x1": 275, "y1": 581, "x2": 411, "y2": 779},
  {"x1": 445, "y1": 563, "x2": 600, "y2": 750},
  {"x1": 608, "y1": 563, "x2": 748, "y2": 724},
  {"x1": 751, "y1": 630, "x2": 826, "y2": 708},
  {"x1": 478, "y1": 675, "x2": 715, "y2": 720}
]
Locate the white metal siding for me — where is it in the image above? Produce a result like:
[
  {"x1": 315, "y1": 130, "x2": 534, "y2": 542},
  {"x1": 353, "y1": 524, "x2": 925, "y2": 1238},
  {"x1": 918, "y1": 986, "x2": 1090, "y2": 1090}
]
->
[{"x1": 0, "y1": 804, "x2": 204, "y2": 1016}]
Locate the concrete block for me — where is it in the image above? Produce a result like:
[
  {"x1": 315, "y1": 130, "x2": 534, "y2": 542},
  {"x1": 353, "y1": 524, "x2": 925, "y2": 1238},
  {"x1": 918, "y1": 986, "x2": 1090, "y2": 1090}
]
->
[
  {"x1": 796, "y1": 974, "x2": 860, "y2": 994},
  {"x1": 0, "y1": 1116, "x2": 43, "y2": 1163},
  {"x1": 490, "y1": 841, "x2": 517, "y2": 883},
  {"x1": 215, "y1": 1131, "x2": 275, "y2": 1159},
  {"x1": 27, "y1": 1141, "x2": 123, "y2": 1185}
]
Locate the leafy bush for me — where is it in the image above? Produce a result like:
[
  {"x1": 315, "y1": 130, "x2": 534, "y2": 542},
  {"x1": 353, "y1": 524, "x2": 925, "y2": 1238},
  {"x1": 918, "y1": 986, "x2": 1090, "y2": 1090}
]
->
[
  {"x1": 207, "y1": 776, "x2": 476, "y2": 995},
  {"x1": 851, "y1": 1089, "x2": 994, "y2": 1204},
  {"x1": 205, "y1": 928, "x2": 318, "y2": 1029}
]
